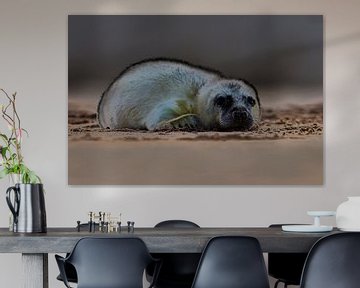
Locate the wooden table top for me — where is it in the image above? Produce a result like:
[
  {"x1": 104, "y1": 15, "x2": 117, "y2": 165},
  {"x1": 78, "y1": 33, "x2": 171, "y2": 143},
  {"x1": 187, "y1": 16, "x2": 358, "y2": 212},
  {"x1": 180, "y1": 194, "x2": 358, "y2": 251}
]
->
[{"x1": 0, "y1": 227, "x2": 340, "y2": 253}]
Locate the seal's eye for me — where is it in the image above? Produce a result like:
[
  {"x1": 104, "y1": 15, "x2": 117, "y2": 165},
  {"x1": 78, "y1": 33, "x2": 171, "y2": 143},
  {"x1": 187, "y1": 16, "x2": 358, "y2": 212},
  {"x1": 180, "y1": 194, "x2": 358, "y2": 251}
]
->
[
  {"x1": 214, "y1": 95, "x2": 233, "y2": 108},
  {"x1": 246, "y1": 96, "x2": 256, "y2": 107}
]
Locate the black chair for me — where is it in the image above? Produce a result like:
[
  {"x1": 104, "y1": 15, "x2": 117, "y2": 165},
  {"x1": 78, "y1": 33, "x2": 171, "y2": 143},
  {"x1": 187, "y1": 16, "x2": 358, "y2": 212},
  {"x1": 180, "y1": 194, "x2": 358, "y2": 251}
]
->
[
  {"x1": 56, "y1": 223, "x2": 99, "y2": 284},
  {"x1": 191, "y1": 236, "x2": 270, "y2": 288},
  {"x1": 300, "y1": 232, "x2": 360, "y2": 288},
  {"x1": 55, "y1": 237, "x2": 160, "y2": 288},
  {"x1": 268, "y1": 224, "x2": 308, "y2": 288},
  {"x1": 147, "y1": 220, "x2": 201, "y2": 288},
  {"x1": 56, "y1": 262, "x2": 77, "y2": 284}
]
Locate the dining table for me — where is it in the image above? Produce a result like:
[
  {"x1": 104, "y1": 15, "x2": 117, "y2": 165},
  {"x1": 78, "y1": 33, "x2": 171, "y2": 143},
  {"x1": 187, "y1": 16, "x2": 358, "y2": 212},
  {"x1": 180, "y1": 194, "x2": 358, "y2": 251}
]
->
[{"x1": 0, "y1": 226, "x2": 339, "y2": 288}]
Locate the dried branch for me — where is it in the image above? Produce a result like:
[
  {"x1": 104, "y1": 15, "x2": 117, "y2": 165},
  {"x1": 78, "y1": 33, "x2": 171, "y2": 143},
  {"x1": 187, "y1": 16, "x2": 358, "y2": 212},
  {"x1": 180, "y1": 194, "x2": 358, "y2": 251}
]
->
[{"x1": 0, "y1": 88, "x2": 39, "y2": 183}]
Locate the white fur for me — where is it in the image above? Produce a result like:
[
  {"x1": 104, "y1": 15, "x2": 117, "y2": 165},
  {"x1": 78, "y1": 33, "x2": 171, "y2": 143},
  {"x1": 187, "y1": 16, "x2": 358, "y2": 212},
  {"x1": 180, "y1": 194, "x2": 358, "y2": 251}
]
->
[{"x1": 98, "y1": 60, "x2": 260, "y2": 130}]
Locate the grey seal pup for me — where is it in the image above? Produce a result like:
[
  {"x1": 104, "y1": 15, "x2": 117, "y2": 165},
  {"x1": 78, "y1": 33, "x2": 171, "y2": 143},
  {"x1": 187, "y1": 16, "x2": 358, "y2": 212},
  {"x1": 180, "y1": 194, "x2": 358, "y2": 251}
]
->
[{"x1": 97, "y1": 59, "x2": 261, "y2": 131}]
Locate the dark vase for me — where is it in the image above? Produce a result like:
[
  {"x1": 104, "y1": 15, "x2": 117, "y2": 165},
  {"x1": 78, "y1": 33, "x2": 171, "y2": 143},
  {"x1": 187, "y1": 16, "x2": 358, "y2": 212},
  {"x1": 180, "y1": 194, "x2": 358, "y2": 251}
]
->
[{"x1": 6, "y1": 183, "x2": 47, "y2": 233}]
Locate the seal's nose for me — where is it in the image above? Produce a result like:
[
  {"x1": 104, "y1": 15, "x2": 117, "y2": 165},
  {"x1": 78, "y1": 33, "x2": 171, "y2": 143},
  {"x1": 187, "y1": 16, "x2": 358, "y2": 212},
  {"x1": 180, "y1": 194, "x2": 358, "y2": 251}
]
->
[
  {"x1": 232, "y1": 107, "x2": 249, "y2": 121},
  {"x1": 232, "y1": 107, "x2": 253, "y2": 129}
]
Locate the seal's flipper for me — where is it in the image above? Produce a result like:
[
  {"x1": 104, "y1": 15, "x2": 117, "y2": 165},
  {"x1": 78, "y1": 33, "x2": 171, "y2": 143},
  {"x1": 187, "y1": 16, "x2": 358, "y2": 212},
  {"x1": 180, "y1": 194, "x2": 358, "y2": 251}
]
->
[
  {"x1": 155, "y1": 114, "x2": 201, "y2": 130},
  {"x1": 145, "y1": 98, "x2": 201, "y2": 130},
  {"x1": 158, "y1": 99, "x2": 201, "y2": 130}
]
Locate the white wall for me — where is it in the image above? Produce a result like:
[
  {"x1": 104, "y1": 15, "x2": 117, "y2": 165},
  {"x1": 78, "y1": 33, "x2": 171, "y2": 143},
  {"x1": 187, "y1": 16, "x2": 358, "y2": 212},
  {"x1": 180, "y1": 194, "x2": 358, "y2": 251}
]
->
[{"x1": 0, "y1": 0, "x2": 360, "y2": 287}]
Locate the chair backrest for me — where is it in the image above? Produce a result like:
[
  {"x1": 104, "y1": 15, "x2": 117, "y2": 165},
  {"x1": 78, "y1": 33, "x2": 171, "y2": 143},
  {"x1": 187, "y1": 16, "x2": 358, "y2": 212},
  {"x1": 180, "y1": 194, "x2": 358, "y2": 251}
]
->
[
  {"x1": 300, "y1": 232, "x2": 360, "y2": 288},
  {"x1": 155, "y1": 220, "x2": 200, "y2": 228},
  {"x1": 191, "y1": 236, "x2": 270, "y2": 288},
  {"x1": 67, "y1": 237, "x2": 154, "y2": 288},
  {"x1": 150, "y1": 220, "x2": 201, "y2": 286}
]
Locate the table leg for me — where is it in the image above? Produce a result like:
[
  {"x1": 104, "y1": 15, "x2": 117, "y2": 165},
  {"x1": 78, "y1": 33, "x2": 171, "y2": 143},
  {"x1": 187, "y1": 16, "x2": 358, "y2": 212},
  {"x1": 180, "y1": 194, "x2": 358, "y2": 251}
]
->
[{"x1": 22, "y1": 253, "x2": 48, "y2": 288}]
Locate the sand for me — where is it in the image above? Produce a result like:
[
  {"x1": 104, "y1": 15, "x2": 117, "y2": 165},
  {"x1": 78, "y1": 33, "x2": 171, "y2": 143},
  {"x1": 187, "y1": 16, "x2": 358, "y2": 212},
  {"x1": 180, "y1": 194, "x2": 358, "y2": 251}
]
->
[{"x1": 68, "y1": 98, "x2": 323, "y2": 185}]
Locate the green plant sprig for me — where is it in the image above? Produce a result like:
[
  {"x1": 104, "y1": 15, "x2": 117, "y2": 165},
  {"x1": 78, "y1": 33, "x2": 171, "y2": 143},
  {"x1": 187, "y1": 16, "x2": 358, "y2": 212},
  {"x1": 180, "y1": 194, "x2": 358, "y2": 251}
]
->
[{"x1": 0, "y1": 88, "x2": 41, "y2": 184}]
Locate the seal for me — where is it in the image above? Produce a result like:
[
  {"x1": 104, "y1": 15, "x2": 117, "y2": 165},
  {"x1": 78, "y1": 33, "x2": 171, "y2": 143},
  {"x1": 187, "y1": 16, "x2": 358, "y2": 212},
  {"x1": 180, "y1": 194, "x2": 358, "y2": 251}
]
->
[{"x1": 97, "y1": 59, "x2": 261, "y2": 131}]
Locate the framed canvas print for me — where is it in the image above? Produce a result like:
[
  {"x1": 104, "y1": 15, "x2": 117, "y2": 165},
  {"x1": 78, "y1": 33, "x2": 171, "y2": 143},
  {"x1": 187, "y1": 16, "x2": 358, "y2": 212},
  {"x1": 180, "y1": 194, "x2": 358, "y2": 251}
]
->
[{"x1": 68, "y1": 15, "x2": 323, "y2": 185}]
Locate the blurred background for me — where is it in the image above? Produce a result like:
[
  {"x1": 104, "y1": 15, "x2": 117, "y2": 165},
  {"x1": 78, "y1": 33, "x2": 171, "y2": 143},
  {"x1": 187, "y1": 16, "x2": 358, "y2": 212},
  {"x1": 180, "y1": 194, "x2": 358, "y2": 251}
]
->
[{"x1": 68, "y1": 15, "x2": 323, "y2": 105}]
